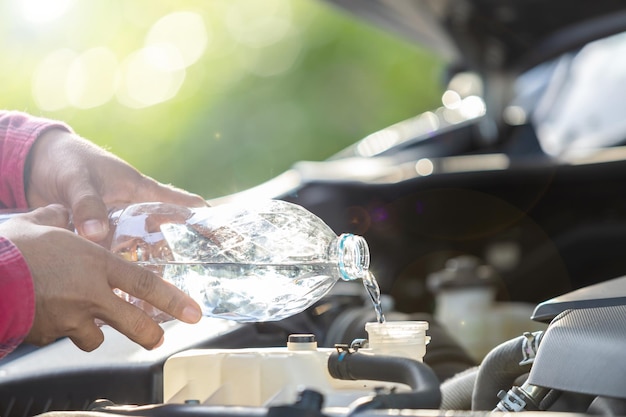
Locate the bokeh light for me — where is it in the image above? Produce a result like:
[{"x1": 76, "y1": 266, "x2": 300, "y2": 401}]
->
[
  {"x1": 146, "y1": 11, "x2": 210, "y2": 70},
  {"x1": 32, "y1": 49, "x2": 77, "y2": 111},
  {"x1": 67, "y1": 47, "x2": 119, "y2": 109},
  {"x1": 2, "y1": 0, "x2": 444, "y2": 199},
  {"x1": 225, "y1": 0, "x2": 293, "y2": 49},
  {"x1": 116, "y1": 45, "x2": 186, "y2": 108},
  {"x1": 19, "y1": 0, "x2": 73, "y2": 23}
]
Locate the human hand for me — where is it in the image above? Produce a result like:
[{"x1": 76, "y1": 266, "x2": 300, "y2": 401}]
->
[
  {"x1": 0, "y1": 204, "x2": 202, "y2": 351},
  {"x1": 25, "y1": 128, "x2": 207, "y2": 243}
]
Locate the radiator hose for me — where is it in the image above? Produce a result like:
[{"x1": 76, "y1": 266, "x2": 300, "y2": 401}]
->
[
  {"x1": 328, "y1": 348, "x2": 441, "y2": 415},
  {"x1": 440, "y1": 366, "x2": 479, "y2": 410},
  {"x1": 472, "y1": 332, "x2": 542, "y2": 410}
]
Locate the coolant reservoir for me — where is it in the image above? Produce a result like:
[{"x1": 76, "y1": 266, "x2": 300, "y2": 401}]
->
[
  {"x1": 428, "y1": 256, "x2": 546, "y2": 362},
  {"x1": 363, "y1": 321, "x2": 429, "y2": 362},
  {"x1": 163, "y1": 321, "x2": 428, "y2": 407}
]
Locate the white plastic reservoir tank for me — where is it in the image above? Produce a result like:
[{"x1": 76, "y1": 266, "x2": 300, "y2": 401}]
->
[{"x1": 163, "y1": 321, "x2": 429, "y2": 408}]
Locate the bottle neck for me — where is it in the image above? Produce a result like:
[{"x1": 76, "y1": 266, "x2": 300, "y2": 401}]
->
[{"x1": 336, "y1": 233, "x2": 370, "y2": 281}]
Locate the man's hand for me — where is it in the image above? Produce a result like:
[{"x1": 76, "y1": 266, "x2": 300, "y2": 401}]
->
[
  {"x1": 0, "y1": 205, "x2": 202, "y2": 351},
  {"x1": 25, "y1": 128, "x2": 207, "y2": 242}
]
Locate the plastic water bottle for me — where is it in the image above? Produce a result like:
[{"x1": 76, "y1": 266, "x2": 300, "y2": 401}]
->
[{"x1": 109, "y1": 199, "x2": 371, "y2": 322}]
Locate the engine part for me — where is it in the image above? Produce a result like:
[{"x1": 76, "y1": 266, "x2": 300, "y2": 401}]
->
[
  {"x1": 471, "y1": 331, "x2": 543, "y2": 410},
  {"x1": 323, "y1": 310, "x2": 476, "y2": 382},
  {"x1": 532, "y1": 274, "x2": 626, "y2": 322},
  {"x1": 428, "y1": 256, "x2": 545, "y2": 362},
  {"x1": 527, "y1": 304, "x2": 626, "y2": 399},
  {"x1": 327, "y1": 347, "x2": 441, "y2": 413},
  {"x1": 440, "y1": 366, "x2": 479, "y2": 410},
  {"x1": 495, "y1": 381, "x2": 551, "y2": 412}
]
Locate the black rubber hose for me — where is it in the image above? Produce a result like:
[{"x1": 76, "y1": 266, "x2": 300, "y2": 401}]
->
[
  {"x1": 93, "y1": 403, "x2": 267, "y2": 416},
  {"x1": 587, "y1": 396, "x2": 626, "y2": 416},
  {"x1": 328, "y1": 350, "x2": 441, "y2": 412},
  {"x1": 322, "y1": 311, "x2": 477, "y2": 383},
  {"x1": 440, "y1": 366, "x2": 479, "y2": 410},
  {"x1": 471, "y1": 335, "x2": 532, "y2": 410},
  {"x1": 91, "y1": 390, "x2": 327, "y2": 417}
]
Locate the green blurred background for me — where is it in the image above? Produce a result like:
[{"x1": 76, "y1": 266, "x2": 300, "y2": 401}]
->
[{"x1": 0, "y1": 0, "x2": 444, "y2": 199}]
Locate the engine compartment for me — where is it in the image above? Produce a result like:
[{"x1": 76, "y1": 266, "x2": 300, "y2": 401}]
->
[
  {"x1": 4, "y1": 274, "x2": 626, "y2": 416},
  {"x1": 5, "y1": 2, "x2": 626, "y2": 414},
  {"x1": 6, "y1": 105, "x2": 626, "y2": 417}
]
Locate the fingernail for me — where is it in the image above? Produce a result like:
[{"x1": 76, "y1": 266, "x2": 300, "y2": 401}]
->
[
  {"x1": 182, "y1": 306, "x2": 202, "y2": 323},
  {"x1": 82, "y1": 219, "x2": 107, "y2": 239}
]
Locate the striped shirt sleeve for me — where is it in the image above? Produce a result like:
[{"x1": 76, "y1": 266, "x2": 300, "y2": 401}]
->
[
  {"x1": 0, "y1": 110, "x2": 72, "y2": 209},
  {"x1": 0, "y1": 110, "x2": 72, "y2": 358},
  {"x1": 0, "y1": 237, "x2": 34, "y2": 358}
]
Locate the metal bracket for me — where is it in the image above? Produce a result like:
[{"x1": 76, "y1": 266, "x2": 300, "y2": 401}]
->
[{"x1": 520, "y1": 331, "x2": 543, "y2": 366}]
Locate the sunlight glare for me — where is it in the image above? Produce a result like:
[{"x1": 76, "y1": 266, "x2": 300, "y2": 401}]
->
[
  {"x1": 415, "y1": 159, "x2": 434, "y2": 176},
  {"x1": 116, "y1": 46, "x2": 186, "y2": 108},
  {"x1": 67, "y1": 47, "x2": 119, "y2": 109},
  {"x1": 32, "y1": 49, "x2": 77, "y2": 111},
  {"x1": 225, "y1": 0, "x2": 293, "y2": 48},
  {"x1": 459, "y1": 95, "x2": 486, "y2": 119},
  {"x1": 146, "y1": 11, "x2": 209, "y2": 70},
  {"x1": 19, "y1": 0, "x2": 73, "y2": 23},
  {"x1": 442, "y1": 90, "x2": 461, "y2": 110}
]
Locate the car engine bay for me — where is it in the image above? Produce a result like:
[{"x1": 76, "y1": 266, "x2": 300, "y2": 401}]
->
[{"x1": 4, "y1": 0, "x2": 626, "y2": 416}]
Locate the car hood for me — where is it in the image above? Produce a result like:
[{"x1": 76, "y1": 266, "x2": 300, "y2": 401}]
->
[{"x1": 324, "y1": 0, "x2": 626, "y2": 73}]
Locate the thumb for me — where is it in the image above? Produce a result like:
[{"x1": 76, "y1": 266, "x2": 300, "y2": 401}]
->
[{"x1": 70, "y1": 192, "x2": 110, "y2": 242}]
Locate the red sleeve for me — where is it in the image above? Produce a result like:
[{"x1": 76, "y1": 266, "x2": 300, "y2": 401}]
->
[
  {"x1": 0, "y1": 110, "x2": 72, "y2": 210},
  {"x1": 0, "y1": 236, "x2": 34, "y2": 358},
  {"x1": 0, "y1": 111, "x2": 72, "y2": 358}
]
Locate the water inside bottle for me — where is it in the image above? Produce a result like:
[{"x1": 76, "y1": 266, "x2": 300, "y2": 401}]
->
[
  {"x1": 157, "y1": 217, "x2": 384, "y2": 323},
  {"x1": 138, "y1": 261, "x2": 386, "y2": 324},
  {"x1": 139, "y1": 261, "x2": 339, "y2": 322}
]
